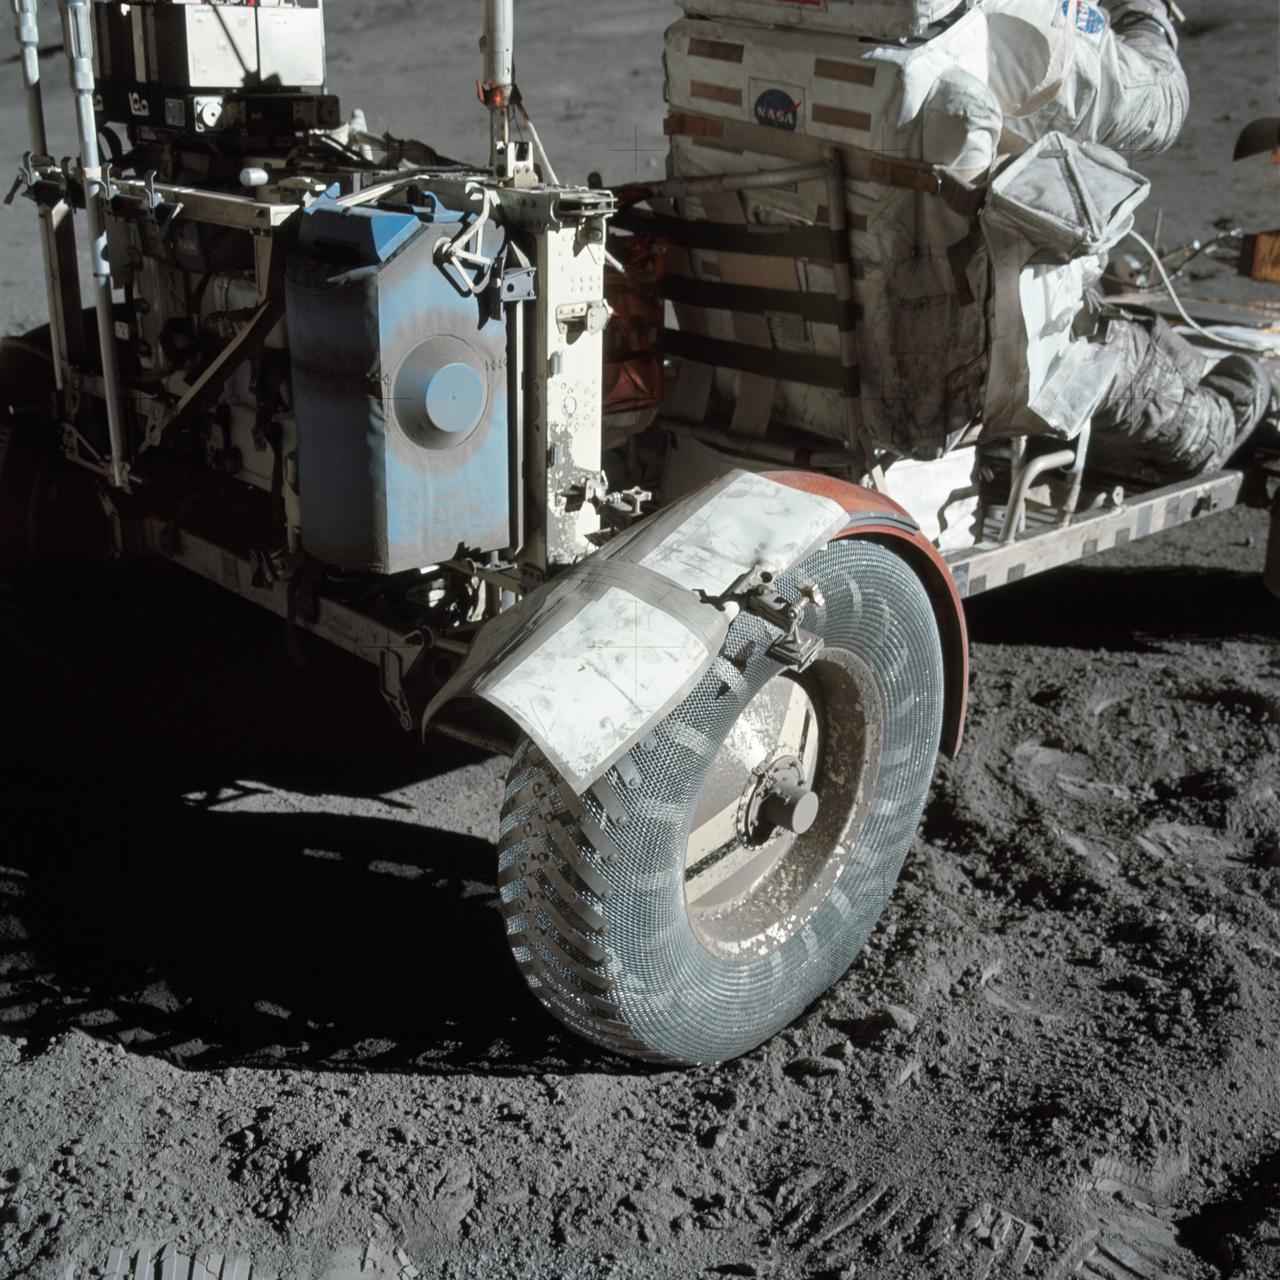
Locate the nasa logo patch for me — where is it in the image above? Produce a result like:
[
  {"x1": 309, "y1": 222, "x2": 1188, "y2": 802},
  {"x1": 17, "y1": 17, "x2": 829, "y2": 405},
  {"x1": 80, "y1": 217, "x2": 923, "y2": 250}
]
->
[
  {"x1": 753, "y1": 87, "x2": 803, "y2": 132},
  {"x1": 1062, "y1": 0, "x2": 1107, "y2": 37}
]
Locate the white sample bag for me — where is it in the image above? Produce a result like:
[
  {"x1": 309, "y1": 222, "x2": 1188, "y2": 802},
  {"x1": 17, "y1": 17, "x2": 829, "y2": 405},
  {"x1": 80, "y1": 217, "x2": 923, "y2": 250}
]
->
[{"x1": 981, "y1": 130, "x2": 1149, "y2": 439}]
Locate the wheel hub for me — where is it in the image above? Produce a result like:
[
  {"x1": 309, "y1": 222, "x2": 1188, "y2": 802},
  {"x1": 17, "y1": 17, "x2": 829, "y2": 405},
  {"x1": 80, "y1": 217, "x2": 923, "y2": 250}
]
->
[
  {"x1": 683, "y1": 649, "x2": 886, "y2": 962},
  {"x1": 745, "y1": 753, "x2": 820, "y2": 840}
]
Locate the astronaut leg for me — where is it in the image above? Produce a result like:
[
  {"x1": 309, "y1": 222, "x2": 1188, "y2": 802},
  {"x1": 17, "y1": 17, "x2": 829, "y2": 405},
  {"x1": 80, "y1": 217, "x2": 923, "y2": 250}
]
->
[{"x1": 1089, "y1": 315, "x2": 1273, "y2": 483}]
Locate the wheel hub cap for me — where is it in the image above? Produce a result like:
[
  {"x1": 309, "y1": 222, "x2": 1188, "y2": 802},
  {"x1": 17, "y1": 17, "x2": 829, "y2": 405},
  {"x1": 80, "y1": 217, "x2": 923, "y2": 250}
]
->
[{"x1": 682, "y1": 650, "x2": 886, "y2": 962}]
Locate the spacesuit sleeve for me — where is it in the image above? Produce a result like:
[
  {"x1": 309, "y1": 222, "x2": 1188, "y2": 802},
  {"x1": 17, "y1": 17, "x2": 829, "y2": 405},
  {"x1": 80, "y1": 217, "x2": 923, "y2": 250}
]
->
[
  {"x1": 993, "y1": 0, "x2": 1190, "y2": 160},
  {"x1": 1092, "y1": 0, "x2": 1189, "y2": 156},
  {"x1": 1102, "y1": 0, "x2": 1179, "y2": 47}
]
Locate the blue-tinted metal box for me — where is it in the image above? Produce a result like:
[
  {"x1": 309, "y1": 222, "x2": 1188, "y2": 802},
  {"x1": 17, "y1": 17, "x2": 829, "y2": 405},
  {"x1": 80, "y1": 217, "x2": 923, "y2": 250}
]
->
[{"x1": 286, "y1": 194, "x2": 511, "y2": 573}]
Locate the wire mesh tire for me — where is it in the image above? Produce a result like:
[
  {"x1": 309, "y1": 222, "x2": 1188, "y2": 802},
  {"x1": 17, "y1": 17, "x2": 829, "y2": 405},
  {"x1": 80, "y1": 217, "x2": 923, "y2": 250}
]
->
[{"x1": 497, "y1": 538, "x2": 945, "y2": 1065}]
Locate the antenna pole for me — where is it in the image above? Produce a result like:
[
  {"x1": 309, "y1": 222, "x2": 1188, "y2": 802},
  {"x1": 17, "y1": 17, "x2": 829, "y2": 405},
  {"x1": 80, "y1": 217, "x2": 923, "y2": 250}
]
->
[{"x1": 482, "y1": 0, "x2": 515, "y2": 173}]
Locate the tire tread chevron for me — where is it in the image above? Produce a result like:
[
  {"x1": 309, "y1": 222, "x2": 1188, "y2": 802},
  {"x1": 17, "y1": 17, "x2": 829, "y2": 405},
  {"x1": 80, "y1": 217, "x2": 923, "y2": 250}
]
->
[{"x1": 497, "y1": 752, "x2": 652, "y2": 1058}]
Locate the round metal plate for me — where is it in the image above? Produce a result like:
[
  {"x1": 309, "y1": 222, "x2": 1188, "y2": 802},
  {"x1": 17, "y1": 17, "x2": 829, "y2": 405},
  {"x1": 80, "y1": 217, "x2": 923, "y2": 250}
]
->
[{"x1": 683, "y1": 649, "x2": 886, "y2": 962}]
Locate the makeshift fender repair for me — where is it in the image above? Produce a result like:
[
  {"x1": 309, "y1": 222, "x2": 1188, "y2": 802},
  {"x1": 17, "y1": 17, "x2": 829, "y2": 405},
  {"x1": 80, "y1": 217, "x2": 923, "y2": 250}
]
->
[
  {"x1": 423, "y1": 469, "x2": 969, "y2": 790},
  {"x1": 766, "y1": 470, "x2": 969, "y2": 757}
]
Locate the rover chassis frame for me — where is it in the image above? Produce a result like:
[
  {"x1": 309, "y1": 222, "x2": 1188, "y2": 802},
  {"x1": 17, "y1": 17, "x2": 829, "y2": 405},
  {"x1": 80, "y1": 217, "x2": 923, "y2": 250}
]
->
[{"x1": 124, "y1": 452, "x2": 1278, "y2": 763}]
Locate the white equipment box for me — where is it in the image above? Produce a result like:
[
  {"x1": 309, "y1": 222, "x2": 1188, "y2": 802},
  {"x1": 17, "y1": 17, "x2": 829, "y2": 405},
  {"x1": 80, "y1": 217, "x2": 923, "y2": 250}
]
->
[
  {"x1": 674, "y1": 0, "x2": 967, "y2": 40},
  {"x1": 663, "y1": 8, "x2": 1000, "y2": 459}
]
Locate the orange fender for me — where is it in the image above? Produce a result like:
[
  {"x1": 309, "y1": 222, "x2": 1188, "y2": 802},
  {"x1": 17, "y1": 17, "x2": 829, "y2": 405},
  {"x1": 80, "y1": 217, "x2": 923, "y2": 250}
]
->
[{"x1": 767, "y1": 471, "x2": 969, "y2": 758}]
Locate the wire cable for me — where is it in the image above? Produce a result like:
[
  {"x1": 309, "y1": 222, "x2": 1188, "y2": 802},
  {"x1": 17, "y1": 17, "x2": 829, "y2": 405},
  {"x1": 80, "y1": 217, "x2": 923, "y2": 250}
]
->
[{"x1": 1126, "y1": 229, "x2": 1277, "y2": 354}]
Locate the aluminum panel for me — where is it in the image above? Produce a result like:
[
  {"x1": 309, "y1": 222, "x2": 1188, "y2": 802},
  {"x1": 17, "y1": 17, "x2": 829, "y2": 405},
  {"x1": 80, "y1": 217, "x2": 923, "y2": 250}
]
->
[
  {"x1": 257, "y1": 8, "x2": 326, "y2": 87},
  {"x1": 486, "y1": 587, "x2": 711, "y2": 786},
  {"x1": 181, "y1": 8, "x2": 258, "y2": 89}
]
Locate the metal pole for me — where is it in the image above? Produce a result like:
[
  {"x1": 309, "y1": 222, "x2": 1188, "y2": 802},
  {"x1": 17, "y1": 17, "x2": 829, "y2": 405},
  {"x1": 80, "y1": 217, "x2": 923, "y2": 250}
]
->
[
  {"x1": 11, "y1": 0, "x2": 46, "y2": 162},
  {"x1": 999, "y1": 448, "x2": 1077, "y2": 543},
  {"x1": 483, "y1": 0, "x2": 514, "y2": 172},
  {"x1": 11, "y1": 0, "x2": 71, "y2": 390},
  {"x1": 59, "y1": 0, "x2": 128, "y2": 488},
  {"x1": 823, "y1": 147, "x2": 880, "y2": 486}
]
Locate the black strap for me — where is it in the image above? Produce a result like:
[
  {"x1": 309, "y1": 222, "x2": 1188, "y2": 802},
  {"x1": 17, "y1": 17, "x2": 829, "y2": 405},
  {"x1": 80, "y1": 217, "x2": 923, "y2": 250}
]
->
[
  {"x1": 665, "y1": 328, "x2": 852, "y2": 391},
  {"x1": 663, "y1": 272, "x2": 862, "y2": 323},
  {"x1": 611, "y1": 207, "x2": 833, "y2": 260}
]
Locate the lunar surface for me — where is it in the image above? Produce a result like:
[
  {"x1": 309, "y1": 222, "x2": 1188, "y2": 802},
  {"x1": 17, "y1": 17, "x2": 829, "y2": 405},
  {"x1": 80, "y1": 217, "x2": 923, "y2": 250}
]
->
[{"x1": 1, "y1": 2, "x2": 1277, "y2": 1277}]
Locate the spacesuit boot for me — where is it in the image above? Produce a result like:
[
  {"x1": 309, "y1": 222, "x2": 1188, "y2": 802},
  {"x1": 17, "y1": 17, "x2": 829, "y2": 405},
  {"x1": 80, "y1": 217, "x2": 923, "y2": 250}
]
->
[
  {"x1": 1088, "y1": 315, "x2": 1275, "y2": 484},
  {"x1": 1207, "y1": 356, "x2": 1278, "y2": 462}
]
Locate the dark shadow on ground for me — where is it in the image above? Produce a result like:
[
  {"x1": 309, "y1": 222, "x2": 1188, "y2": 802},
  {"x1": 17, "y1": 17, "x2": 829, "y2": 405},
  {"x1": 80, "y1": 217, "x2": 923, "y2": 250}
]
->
[
  {"x1": 2, "y1": 554, "x2": 1272, "y2": 1077},
  {"x1": 963, "y1": 563, "x2": 1279, "y2": 651},
  {"x1": 1178, "y1": 1147, "x2": 1280, "y2": 1273},
  {"x1": 0, "y1": 563, "x2": 640, "y2": 1078}
]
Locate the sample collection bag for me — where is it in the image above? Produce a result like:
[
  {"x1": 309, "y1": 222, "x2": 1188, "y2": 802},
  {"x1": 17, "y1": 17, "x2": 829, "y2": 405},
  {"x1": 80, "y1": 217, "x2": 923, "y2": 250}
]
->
[{"x1": 981, "y1": 130, "x2": 1148, "y2": 440}]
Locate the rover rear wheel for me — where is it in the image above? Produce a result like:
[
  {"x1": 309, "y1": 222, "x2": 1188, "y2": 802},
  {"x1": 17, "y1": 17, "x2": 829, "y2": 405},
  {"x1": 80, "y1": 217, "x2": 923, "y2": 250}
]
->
[
  {"x1": 0, "y1": 331, "x2": 104, "y2": 574},
  {"x1": 497, "y1": 537, "x2": 945, "y2": 1065}
]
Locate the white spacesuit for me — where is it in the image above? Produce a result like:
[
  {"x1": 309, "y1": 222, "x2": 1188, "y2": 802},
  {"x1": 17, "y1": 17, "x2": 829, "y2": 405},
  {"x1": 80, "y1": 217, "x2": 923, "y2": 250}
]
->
[
  {"x1": 988, "y1": 0, "x2": 1274, "y2": 479},
  {"x1": 987, "y1": 0, "x2": 1189, "y2": 161}
]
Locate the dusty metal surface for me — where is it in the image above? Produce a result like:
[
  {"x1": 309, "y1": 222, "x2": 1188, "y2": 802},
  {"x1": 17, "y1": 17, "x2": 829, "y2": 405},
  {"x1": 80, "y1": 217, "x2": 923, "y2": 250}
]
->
[
  {"x1": 685, "y1": 651, "x2": 885, "y2": 963},
  {"x1": 946, "y1": 468, "x2": 1250, "y2": 598}
]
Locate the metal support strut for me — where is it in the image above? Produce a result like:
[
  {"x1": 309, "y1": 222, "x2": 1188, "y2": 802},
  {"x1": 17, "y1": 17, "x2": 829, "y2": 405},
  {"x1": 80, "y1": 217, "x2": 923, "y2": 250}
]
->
[
  {"x1": 1265, "y1": 489, "x2": 1280, "y2": 602},
  {"x1": 10, "y1": 0, "x2": 78, "y2": 390},
  {"x1": 60, "y1": 0, "x2": 129, "y2": 489}
]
